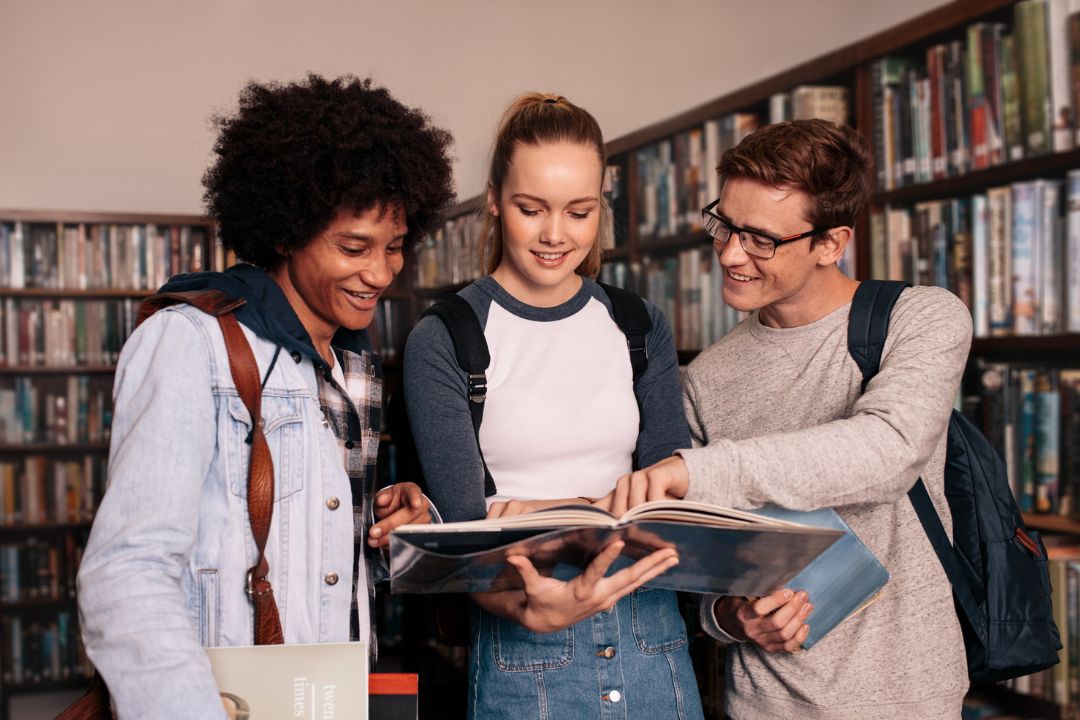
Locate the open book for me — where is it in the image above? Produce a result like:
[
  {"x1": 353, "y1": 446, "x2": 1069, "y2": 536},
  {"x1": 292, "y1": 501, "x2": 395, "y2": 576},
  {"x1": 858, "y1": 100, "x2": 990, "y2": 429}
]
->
[{"x1": 389, "y1": 500, "x2": 843, "y2": 596}]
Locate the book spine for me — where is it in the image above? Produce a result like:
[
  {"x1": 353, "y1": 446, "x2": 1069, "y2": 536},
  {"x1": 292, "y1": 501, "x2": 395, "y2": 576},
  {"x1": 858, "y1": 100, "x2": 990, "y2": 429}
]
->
[
  {"x1": 972, "y1": 194, "x2": 991, "y2": 336},
  {"x1": 1012, "y1": 182, "x2": 1040, "y2": 335},
  {"x1": 1068, "y1": 170, "x2": 1080, "y2": 331},
  {"x1": 1049, "y1": 0, "x2": 1075, "y2": 150},
  {"x1": 1034, "y1": 370, "x2": 1061, "y2": 513}
]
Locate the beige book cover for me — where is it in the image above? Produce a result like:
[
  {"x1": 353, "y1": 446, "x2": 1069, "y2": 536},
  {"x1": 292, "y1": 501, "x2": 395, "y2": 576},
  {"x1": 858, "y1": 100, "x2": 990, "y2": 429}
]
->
[{"x1": 205, "y1": 641, "x2": 368, "y2": 720}]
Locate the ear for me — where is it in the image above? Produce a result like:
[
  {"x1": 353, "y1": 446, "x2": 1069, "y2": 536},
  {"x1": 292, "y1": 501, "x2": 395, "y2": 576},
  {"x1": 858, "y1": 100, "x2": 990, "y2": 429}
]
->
[
  {"x1": 486, "y1": 184, "x2": 498, "y2": 216},
  {"x1": 814, "y1": 226, "x2": 852, "y2": 267}
]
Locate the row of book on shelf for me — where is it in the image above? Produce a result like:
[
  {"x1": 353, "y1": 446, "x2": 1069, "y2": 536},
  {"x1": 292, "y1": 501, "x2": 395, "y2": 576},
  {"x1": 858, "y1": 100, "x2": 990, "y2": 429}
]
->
[
  {"x1": 870, "y1": 173, "x2": 1080, "y2": 336},
  {"x1": 0, "y1": 456, "x2": 106, "y2": 526},
  {"x1": 0, "y1": 534, "x2": 85, "y2": 603},
  {"x1": 1, "y1": 298, "x2": 141, "y2": 368},
  {"x1": 0, "y1": 221, "x2": 214, "y2": 290},
  {"x1": 0, "y1": 612, "x2": 91, "y2": 687},
  {"x1": 970, "y1": 364, "x2": 1080, "y2": 517},
  {"x1": 633, "y1": 86, "x2": 848, "y2": 243},
  {"x1": 0, "y1": 376, "x2": 113, "y2": 445},
  {"x1": 871, "y1": 0, "x2": 1080, "y2": 191}
]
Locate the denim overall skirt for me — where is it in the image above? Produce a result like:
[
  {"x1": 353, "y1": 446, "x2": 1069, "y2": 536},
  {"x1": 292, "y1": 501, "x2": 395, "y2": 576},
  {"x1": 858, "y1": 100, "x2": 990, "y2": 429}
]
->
[{"x1": 468, "y1": 587, "x2": 704, "y2": 720}]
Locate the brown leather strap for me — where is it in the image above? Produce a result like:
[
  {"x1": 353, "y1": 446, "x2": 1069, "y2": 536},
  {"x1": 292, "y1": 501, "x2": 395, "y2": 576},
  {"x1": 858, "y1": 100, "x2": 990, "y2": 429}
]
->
[
  {"x1": 136, "y1": 289, "x2": 246, "y2": 326},
  {"x1": 54, "y1": 673, "x2": 111, "y2": 720},
  {"x1": 217, "y1": 310, "x2": 284, "y2": 645}
]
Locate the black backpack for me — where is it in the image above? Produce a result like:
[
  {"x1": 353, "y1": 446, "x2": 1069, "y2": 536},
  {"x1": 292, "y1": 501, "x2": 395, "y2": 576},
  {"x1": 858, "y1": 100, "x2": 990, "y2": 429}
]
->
[
  {"x1": 848, "y1": 279, "x2": 1061, "y2": 683},
  {"x1": 388, "y1": 281, "x2": 652, "y2": 500}
]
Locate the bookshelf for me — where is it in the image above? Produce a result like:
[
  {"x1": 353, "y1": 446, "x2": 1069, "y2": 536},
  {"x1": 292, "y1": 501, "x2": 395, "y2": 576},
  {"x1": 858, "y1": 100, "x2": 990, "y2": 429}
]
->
[
  {"x1": 396, "y1": 1, "x2": 1080, "y2": 717},
  {"x1": 0, "y1": 209, "x2": 217, "y2": 720}
]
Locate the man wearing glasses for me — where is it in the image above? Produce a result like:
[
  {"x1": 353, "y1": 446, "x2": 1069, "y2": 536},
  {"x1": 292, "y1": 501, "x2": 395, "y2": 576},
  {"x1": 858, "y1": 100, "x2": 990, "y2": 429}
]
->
[{"x1": 602, "y1": 119, "x2": 971, "y2": 718}]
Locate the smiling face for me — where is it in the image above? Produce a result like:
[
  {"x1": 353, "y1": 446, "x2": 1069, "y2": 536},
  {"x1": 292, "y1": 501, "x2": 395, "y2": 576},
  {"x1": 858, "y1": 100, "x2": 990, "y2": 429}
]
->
[
  {"x1": 489, "y1": 141, "x2": 603, "y2": 307},
  {"x1": 269, "y1": 203, "x2": 406, "y2": 357},
  {"x1": 716, "y1": 177, "x2": 853, "y2": 328}
]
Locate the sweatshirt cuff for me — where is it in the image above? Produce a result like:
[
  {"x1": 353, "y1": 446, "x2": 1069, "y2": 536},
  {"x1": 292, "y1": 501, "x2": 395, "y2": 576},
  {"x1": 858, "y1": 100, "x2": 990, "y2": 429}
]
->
[
  {"x1": 699, "y1": 594, "x2": 742, "y2": 645},
  {"x1": 676, "y1": 441, "x2": 744, "y2": 507}
]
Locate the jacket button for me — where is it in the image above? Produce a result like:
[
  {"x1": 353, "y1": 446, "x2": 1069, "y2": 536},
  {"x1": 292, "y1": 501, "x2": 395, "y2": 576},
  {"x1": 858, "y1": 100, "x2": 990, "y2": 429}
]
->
[
  {"x1": 597, "y1": 646, "x2": 616, "y2": 659},
  {"x1": 326, "y1": 497, "x2": 341, "y2": 511},
  {"x1": 344, "y1": 440, "x2": 355, "y2": 450},
  {"x1": 291, "y1": 351, "x2": 302, "y2": 363},
  {"x1": 324, "y1": 572, "x2": 339, "y2": 586},
  {"x1": 602, "y1": 690, "x2": 622, "y2": 703}
]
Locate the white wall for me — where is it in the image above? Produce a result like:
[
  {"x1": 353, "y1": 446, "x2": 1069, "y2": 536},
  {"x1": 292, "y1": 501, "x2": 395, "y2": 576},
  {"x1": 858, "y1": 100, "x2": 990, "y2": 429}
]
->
[{"x1": 0, "y1": 0, "x2": 950, "y2": 216}]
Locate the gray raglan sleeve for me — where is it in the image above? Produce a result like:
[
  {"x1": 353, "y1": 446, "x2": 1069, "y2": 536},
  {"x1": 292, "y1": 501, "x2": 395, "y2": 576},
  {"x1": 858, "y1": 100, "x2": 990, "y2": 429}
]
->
[
  {"x1": 680, "y1": 287, "x2": 973, "y2": 510},
  {"x1": 402, "y1": 314, "x2": 489, "y2": 522},
  {"x1": 634, "y1": 301, "x2": 692, "y2": 467}
]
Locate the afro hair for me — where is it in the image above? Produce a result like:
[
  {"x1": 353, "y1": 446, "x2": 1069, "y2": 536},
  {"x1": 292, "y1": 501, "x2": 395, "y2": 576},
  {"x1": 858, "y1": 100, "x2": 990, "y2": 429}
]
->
[{"x1": 203, "y1": 74, "x2": 455, "y2": 269}]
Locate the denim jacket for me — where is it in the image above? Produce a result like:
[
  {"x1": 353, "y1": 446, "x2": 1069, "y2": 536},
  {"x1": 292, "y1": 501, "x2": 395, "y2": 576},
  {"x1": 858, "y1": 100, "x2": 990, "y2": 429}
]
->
[{"x1": 78, "y1": 301, "x2": 371, "y2": 719}]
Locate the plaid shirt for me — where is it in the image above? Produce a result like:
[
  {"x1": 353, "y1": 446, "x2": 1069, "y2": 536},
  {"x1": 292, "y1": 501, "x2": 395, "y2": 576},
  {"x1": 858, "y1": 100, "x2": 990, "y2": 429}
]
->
[{"x1": 315, "y1": 346, "x2": 384, "y2": 656}]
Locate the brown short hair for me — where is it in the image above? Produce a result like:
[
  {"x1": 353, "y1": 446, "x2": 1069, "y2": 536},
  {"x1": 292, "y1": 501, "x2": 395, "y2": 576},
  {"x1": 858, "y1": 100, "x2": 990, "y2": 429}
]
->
[
  {"x1": 480, "y1": 93, "x2": 609, "y2": 278},
  {"x1": 717, "y1": 119, "x2": 873, "y2": 231}
]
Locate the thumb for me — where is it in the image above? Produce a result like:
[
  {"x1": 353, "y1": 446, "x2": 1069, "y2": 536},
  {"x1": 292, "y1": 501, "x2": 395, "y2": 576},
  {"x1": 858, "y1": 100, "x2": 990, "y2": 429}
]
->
[{"x1": 505, "y1": 555, "x2": 541, "y2": 590}]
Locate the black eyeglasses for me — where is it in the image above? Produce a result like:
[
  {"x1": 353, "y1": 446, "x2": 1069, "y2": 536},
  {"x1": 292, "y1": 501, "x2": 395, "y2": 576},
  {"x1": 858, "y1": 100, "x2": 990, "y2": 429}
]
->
[{"x1": 701, "y1": 198, "x2": 831, "y2": 259}]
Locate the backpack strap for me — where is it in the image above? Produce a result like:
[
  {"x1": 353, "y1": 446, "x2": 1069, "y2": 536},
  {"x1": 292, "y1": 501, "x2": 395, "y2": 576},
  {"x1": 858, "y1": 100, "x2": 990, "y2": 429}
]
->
[
  {"x1": 598, "y1": 282, "x2": 651, "y2": 381},
  {"x1": 422, "y1": 294, "x2": 496, "y2": 498},
  {"x1": 847, "y1": 279, "x2": 988, "y2": 646},
  {"x1": 139, "y1": 289, "x2": 284, "y2": 644},
  {"x1": 846, "y1": 280, "x2": 910, "y2": 393}
]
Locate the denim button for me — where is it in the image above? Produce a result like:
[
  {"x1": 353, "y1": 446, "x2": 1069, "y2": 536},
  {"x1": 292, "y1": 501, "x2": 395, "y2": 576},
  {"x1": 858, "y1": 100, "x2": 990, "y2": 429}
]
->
[
  {"x1": 326, "y1": 497, "x2": 340, "y2": 511},
  {"x1": 324, "y1": 572, "x2": 339, "y2": 586},
  {"x1": 597, "y1": 646, "x2": 616, "y2": 659},
  {"x1": 291, "y1": 351, "x2": 302, "y2": 363},
  {"x1": 603, "y1": 690, "x2": 622, "y2": 703}
]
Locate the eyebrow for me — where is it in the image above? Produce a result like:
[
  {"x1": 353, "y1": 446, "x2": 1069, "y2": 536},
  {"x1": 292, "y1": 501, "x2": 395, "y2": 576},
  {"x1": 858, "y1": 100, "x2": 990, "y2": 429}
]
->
[
  {"x1": 716, "y1": 211, "x2": 783, "y2": 239},
  {"x1": 511, "y1": 193, "x2": 599, "y2": 205},
  {"x1": 335, "y1": 231, "x2": 408, "y2": 242}
]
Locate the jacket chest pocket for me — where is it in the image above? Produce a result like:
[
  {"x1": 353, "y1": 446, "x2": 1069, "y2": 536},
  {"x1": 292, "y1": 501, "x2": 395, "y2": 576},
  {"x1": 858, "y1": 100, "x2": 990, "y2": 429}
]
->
[{"x1": 226, "y1": 395, "x2": 305, "y2": 501}]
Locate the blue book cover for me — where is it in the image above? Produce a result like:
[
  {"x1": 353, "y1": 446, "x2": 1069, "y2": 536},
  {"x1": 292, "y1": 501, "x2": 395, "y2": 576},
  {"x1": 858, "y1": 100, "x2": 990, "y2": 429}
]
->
[{"x1": 749, "y1": 505, "x2": 890, "y2": 649}]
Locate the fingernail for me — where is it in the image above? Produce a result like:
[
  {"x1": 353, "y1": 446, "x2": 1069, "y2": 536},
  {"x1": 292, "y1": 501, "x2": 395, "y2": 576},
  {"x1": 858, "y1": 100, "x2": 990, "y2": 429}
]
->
[
  {"x1": 370, "y1": 528, "x2": 383, "y2": 537},
  {"x1": 804, "y1": 604, "x2": 813, "y2": 614},
  {"x1": 798, "y1": 591, "x2": 808, "y2": 602},
  {"x1": 782, "y1": 589, "x2": 794, "y2": 600}
]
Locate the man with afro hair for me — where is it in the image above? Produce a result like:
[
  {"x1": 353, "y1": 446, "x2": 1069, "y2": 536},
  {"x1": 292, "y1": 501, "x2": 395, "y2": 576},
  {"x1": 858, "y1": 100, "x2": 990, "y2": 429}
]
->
[{"x1": 77, "y1": 74, "x2": 455, "y2": 719}]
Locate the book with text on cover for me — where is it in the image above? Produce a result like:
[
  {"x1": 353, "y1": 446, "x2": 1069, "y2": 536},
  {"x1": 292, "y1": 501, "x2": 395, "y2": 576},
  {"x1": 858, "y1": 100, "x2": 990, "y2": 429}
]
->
[
  {"x1": 389, "y1": 500, "x2": 843, "y2": 596},
  {"x1": 205, "y1": 641, "x2": 368, "y2": 720}
]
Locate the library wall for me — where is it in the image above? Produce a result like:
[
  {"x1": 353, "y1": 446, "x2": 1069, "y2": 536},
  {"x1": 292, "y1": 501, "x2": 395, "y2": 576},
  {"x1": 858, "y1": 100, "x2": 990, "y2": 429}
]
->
[{"x1": 0, "y1": 0, "x2": 948, "y2": 215}]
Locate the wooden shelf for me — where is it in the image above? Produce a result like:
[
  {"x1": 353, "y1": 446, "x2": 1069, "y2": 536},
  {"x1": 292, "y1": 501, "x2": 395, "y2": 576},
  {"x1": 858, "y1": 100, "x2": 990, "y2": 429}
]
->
[
  {"x1": 0, "y1": 443, "x2": 109, "y2": 453},
  {"x1": 0, "y1": 365, "x2": 116, "y2": 375},
  {"x1": 0, "y1": 287, "x2": 154, "y2": 299},
  {"x1": 874, "y1": 147, "x2": 1080, "y2": 206},
  {"x1": 638, "y1": 230, "x2": 712, "y2": 256},
  {"x1": 0, "y1": 208, "x2": 211, "y2": 226},
  {"x1": 0, "y1": 521, "x2": 92, "y2": 535},
  {"x1": 969, "y1": 682, "x2": 1073, "y2": 720},
  {"x1": 970, "y1": 334, "x2": 1080, "y2": 363},
  {"x1": 0, "y1": 596, "x2": 77, "y2": 613},
  {"x1": 1023, "y1": 513, "x2": 1080, "y2": 536},
  {"x1": 3, "y1": 676, "x2": 93, "y2": 696},
  {"x1": 415, "y1": 280, "x2": 472, "y2": 298}
]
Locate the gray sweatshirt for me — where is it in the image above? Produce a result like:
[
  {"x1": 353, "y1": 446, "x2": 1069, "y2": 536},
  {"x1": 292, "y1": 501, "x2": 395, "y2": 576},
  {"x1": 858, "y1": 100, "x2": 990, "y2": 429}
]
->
[{"x1": 679, "y1": 285, "x2": 971, "y2": 719}]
